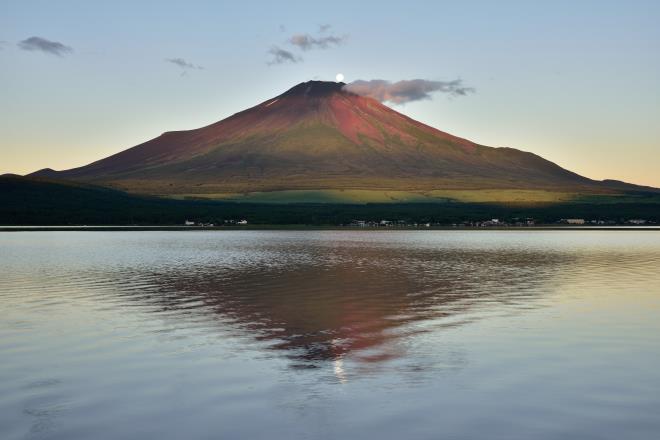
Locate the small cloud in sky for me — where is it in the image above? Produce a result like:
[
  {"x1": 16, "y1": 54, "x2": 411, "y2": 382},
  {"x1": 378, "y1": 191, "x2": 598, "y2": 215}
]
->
[
  {"x1": 289, "y1": 33, "x2": 346, "y2": 51},
  {"x1": 267, "y1": 46, "x2": 301, "y2": 65},
  {"x1": 165, "y1": 58, "x2": 204, "y2": 76},
  {"x1": 267, "y1": 24, "x2": 345, "y2": 65},
  {"x1": 344, "y1": 79, "x2": 475, "y2": 104},
  {"x1": 165, "y1": 57, "x2": 203, "y2": 69},
  {"x1": 18, "y1": 36, "x2": 73, "y2": 56}
]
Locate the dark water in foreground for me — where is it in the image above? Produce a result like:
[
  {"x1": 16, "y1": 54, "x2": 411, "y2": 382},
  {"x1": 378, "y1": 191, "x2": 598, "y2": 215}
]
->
[{"x1": 1, "y1": 231, "x2": 659, "y2": 440}]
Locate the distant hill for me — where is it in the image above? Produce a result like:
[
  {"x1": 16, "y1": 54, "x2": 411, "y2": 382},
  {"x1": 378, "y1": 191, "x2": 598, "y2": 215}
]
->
[{"x1": 30, "y1": 81, "x2": 659, "y2": 203}]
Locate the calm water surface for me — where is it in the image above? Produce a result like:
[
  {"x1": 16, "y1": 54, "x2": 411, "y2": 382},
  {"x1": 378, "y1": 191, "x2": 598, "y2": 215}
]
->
[{"x1": 1, "y1": 231, "x2": 659, "y2": 439}]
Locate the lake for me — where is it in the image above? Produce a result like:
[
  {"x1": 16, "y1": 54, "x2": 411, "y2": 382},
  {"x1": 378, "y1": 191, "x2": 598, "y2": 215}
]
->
[{"x1": 1, "y1": 231, "x2": 659, "y2": 439}]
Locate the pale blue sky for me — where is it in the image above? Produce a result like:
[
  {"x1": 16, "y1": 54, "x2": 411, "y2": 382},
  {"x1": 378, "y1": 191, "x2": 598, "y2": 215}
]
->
[{"x1": 2, "y1": 0, "x2": 659, "y2": 186}]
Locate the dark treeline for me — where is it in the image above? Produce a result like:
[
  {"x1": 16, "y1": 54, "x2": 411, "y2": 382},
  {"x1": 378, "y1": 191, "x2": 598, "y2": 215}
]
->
[{"x1": 2, "y1": 176, "x2": 659, "y2": 225}]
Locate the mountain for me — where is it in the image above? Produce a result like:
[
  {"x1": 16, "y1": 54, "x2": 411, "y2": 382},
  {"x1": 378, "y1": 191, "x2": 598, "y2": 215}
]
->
[{"x1": 31, "y1": 81, "x2": 656, "y2": 203}]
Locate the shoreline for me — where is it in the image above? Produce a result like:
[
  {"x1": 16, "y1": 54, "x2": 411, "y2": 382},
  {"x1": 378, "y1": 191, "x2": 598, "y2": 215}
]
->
[{"x1": 2, "y1": 225, "x2": 660, "y2": 232}]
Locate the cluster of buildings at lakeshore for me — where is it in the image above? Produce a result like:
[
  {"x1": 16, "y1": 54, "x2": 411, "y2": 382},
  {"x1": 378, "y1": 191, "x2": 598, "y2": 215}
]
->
[
  {"x1": 347, "y1": 218, "x2": 654, "y2": 228},
  {"x1": 347, "y1": 219, "x2": 530, "y2": 228},
  {"x1": 184, "y1": 219, "x2": 248, "y2": 226},
  {"x1": 559, "y1": 218, "x2": 650, "y2": 225},
  {"x1": 181, "y1": 218, "x2": 653, "y2": 228}
]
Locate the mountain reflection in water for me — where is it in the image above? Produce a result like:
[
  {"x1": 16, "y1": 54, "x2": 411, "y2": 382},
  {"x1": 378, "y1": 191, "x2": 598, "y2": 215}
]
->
[{"x1": 103, "y1": 236, "x2": 571, "y2": 371}]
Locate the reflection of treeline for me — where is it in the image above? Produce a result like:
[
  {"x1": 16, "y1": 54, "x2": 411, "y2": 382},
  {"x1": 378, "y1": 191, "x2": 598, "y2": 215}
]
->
[{"x1": 2, "y1": 176, "x2": 660, "y2": 225}]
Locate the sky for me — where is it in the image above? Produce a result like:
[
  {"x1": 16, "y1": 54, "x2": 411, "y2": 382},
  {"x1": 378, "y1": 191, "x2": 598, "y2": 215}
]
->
[{"x1": 1, "y1": 0, "x2": 659, "y2": 186}]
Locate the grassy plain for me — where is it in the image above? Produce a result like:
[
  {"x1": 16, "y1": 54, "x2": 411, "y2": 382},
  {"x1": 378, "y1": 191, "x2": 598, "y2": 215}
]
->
[{"x1": 170, "y1": 189, "x2": 595, "y2": 204}]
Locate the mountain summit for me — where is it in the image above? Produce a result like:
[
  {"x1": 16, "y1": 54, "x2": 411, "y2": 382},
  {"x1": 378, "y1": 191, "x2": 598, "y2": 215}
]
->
[{"x1": 32, "y1": 81, "x2": 648, "y2": 201}]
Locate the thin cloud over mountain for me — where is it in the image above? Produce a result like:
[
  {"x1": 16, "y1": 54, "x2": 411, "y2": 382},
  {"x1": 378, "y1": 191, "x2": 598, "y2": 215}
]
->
[
  {"x1": 267, "y1": 46, "x2": 301, "y2": 65},
  {"x1": 289, "y1": 33, "x2": 346, "y2": 51},
  {"x1": 344, "y1": 79, "x2": 474, "y2": 104},
  {"x1": 267, "y1": 24, "x2": 346, "y2": 65}
]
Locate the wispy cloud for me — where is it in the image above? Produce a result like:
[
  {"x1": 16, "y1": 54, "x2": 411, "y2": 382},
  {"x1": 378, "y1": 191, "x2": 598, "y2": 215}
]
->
[
  {"x1": 165, "y1": 57, "x2": 203, "y2": 70},
  {"x1": 18, "y1": 36, "x2": 72, "y2": 56},
  {"x1": 267, "y1": 24, "x2": 346, "y2": 65},
  {"x1": 344, "y1": 79, "x2": 475, "y2": 104},
  {"x1": 267, "y1": 46, "x2": 301, "y2": 65},
  {"x1": 289, "y1": 33, "x2": 346, "y2": 51},
  {"x1": 165, "y1": 58, "x2": 204, "y2": 76}
]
